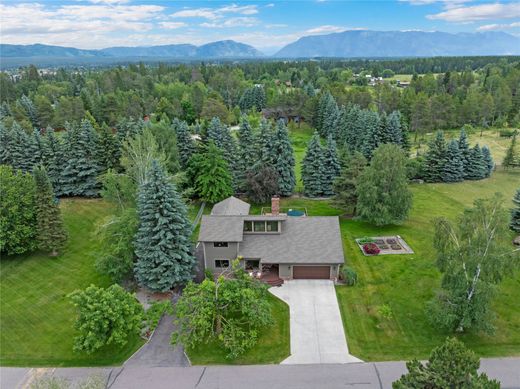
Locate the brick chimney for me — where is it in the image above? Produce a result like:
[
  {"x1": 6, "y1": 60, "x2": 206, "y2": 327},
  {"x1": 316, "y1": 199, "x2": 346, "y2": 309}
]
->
[{"x1": 271, "y1": 196, "x2": 280, "y2": 216}]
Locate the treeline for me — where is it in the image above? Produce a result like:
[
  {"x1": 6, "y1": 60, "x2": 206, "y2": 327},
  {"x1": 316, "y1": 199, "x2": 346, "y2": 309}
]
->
[{"x1": 1, "y1": 57, "x2": 518, "y2": 138}]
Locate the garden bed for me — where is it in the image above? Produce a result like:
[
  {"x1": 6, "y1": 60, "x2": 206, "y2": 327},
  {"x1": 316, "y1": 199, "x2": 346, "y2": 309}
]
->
[{"x1": 355, "y1": 236, "x2": 414, "y2": 256}]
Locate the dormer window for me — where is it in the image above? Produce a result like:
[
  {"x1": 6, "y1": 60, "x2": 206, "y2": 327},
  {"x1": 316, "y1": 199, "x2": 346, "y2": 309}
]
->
[{"x1": 243, "y1": 220, "x2": 280, "y2": 233}]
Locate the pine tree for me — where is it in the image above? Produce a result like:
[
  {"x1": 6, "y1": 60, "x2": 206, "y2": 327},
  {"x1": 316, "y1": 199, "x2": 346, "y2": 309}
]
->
[
  {"x1": 424, "y1": 131, "x2": 448, "y2": 183},
  {"x1": 188, "y1": 142, "x2": 234, "y2": 203},
  {"x1": 321, "y1": 100, "x2": 340, "y2": 140},
  {"x1": 302, "y1": 131, "x2": 325, "y2": 197},
  {"x1": 28, "y1": 129, "x2": 44, "y2": 167},
  {"x1": 173, "y1": 118, "x2": 195, "y2": 170},
  {"x1": 341, "y1": 105, "x2": 363, "y2": 152},
  {"x1": 237, "y1": 116, "x2": 256, "y2": 189},
  {"x1": 33, "y1": 166, "x2": 67, "y2": 256},
  {"x1": 361, "y1": 110, "x2": 381, "y2": 160},
  {"x1": 206, "y1": 117, "x2": 238, "y2": 188},
  {"x1": 98, "y1": 124, "x2": 120, "y2": 172},
  {"x1": 257, "y1": 118, "x2": 275, "y2": 167},
  {"x1": 458, "y1": 129, "x2": 472, "y2": 177},
  {"x1": 465, "y1": 144, "x2": 487, "y2": 180},
  {"x1": 444, "y1": 139, "x2": 464, "y2": 182},
  {"x1": 272, "y1": 119, "x2": 296, "y2": 196},
  {"x1": 19, "y1": 95, "x2": 39, "y2": 128},
  {"x1": 61, "y1": 120, "x2": 101, "y2": 197},
  {"x1": 386, "y1": 110, "x2": 404, "y2": 146},
  {"x1": 9, "y1": 122, "x2": 34, "y2": 172},
  {"x1": 317, "y1": 92, "x2": 337, "y2": 136},
  {"x1": 502, "y1": 134, "x2": 519, "y2": 169},
  {"x1": 134, "y1": 160, "x2": 195, "y2": 292},
  {"x1": 322, "y1": 134, "x2": 341, "y2": 196},
  {"x1": 481, "y1": 146, "x2": 494, "y2": 177},
  {"x1": 510, "y1": 188, "x2": 520, "y2": 233},
  {"x1": 42, "y1": 128, "x2": 63, "y2": 194},
  {"x1": 0, "y1": 122, "x2": 11, "y2": 165},
  {"x1": 333, "y1": 151, "x2": 367, "y2": 215}
]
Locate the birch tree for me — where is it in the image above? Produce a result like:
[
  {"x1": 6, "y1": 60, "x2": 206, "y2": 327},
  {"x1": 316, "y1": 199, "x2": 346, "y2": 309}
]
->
[{"x1": 428, "y1": 194, "x2": 519, "y2": 333}]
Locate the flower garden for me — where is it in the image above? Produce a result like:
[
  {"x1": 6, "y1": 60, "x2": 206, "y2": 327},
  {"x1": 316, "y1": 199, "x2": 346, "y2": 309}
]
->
[{"x1": 356, "y1": 236, "x2": 414, "y2": 256}]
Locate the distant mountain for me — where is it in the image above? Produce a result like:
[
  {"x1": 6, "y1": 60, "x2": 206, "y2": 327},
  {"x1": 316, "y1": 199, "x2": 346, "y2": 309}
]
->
[
  {"x1": 0, "y1": 43, "x2": 107, "y2": 58},
  {"x1": 275, "y1": 30, "x2": 520, "y2": 58},
  {"x1": 0, "y1": 40, "x2": 263, "y2": 59}
]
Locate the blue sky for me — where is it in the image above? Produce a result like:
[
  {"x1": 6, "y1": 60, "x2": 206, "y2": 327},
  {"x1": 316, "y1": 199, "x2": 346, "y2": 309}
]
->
[{"x1": 1, "y1": 0, "x2": 519, "y2": 53}]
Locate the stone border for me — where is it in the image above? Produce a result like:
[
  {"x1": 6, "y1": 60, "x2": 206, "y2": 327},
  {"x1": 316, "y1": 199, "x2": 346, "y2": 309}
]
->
[{"x1": 356, "y1": 235, "x2": 414, "y2": 256}]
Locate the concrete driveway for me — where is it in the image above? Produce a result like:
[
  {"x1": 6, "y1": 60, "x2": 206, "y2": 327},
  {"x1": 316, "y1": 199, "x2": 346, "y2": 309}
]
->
[{"x1": 270, "y1": 280, "x2": 361, "y2": 364}]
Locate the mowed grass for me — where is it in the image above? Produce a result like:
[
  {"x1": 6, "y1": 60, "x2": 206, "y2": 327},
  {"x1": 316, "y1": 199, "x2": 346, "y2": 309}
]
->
[
  {"x1": 187, "y1": 293, "x2": 290, "y2": 365},
  {"x1": 0, "y1": 198, "x2": 145, "y2": 366},
  {"x1": 278, "y1": 170, "x2": 520, "y2": 361},
  {"x1": 338, "y1": 171, "x2": 520, "y2": 361}
]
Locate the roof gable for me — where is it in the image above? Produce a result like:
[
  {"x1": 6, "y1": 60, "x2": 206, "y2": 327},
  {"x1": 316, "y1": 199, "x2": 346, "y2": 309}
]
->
[{"x1": 210, "y1": 196, "x2": 250, "y2": 216}]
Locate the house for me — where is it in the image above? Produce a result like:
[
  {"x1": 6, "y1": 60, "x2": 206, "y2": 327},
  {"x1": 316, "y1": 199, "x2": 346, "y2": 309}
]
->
[{"x1": 197, "y1": 196, "x2": 344, "y2": 284}]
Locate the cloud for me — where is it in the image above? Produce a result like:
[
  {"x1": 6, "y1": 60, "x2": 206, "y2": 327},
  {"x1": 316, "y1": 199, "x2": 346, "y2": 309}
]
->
[
  {"x1": 427, "y1": 3, "x2": 520, "y2": 22},
  {"x1": 171, "y1": 4, "x2": 258, "y2": 20},
  {"x1": 305, "y1": 25, "x2": 365, "y2": 34},
  {"x1": 265, "y1": 3, "x2": 275, "y2": 7},
  {"x1": 159, "y1": 22, "x2": 187, "y2": 29},
  {"x1": 200, "y1": 17, "x2": 259, "y2": 28},
  {"x1": 477, "y1": 21, "x2": 520, "y2": 31}
]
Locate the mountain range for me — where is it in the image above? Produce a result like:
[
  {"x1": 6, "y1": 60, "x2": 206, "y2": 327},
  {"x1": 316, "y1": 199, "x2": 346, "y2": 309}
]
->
[{"x1": 1, "y1": 30, "x2": 519, "y2": 65}]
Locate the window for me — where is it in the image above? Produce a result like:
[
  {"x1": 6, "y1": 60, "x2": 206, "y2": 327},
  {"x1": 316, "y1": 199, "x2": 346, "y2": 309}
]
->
[
  {"x1": 266, "y1": 221, "x2": 279, "y2": 232},
  {"x1": 215, "y1": 259, "x2": 229, "y2": 268},
  {"x1": 253, "y1": 221, "x2": 266, "y2": 232},
  {"x1": 213, "y1": 242, "x2": 228, "y2": 248},
  {"x1": 245, "y1": 259, "x2": 260, "y2": 270},
  {"x1": 243, "y1": 221, "x2": 252, "y2": 232}
]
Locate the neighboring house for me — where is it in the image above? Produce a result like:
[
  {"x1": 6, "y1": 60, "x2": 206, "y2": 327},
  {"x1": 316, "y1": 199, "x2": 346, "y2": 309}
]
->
[{"x1": 197, "y1": 196, "x2": 344, "y2": 284}]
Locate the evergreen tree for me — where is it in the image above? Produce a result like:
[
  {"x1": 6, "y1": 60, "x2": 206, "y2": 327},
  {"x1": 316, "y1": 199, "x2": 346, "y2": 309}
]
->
[
  {"x1": 356, "y1": 144, "x2": 412, "y2": 226},
  {"x1": 116, "y1": 117, "x2": 145, "y2": 143},
  {"x1": 502, "y1": 134, "x2": 519, "y2": 169},
  {"x1": 33, "y1": 166, "x2": 67, "y2": 256},
  {"x1": 187, "y1": 142, "x2": 234, "y2": 203},
  {"x1": 237, "y1": 116, "x2": 256, "y2": 189},
  {"x1": 340, "y1": 105, "x2": 363, "y2": 152},
  {"x1": 173, "y1": 118, "x2": 195, "y2": 170},
  {"x1": 42, "y1": 127, "x2": 63, "y2": 194},
  {"x1": 61, "y1": 120, "x2": 101, "y2": 197},
  {"x1": 134, "y1": 161, "x2": 195, "y2": 292},
  {"x1": 465, "y1": 144, "x2": 487, "y2": 180},
  {"x1": 443, "y1": 139, "x2": 464, "y2": 182},
  {"x1": 333, "y1": 151, "x2": 367, "y2": 215},
  {"x1": 322, "y1": 134, "x2": 341, "y2": 196},
  {"x1": 205, "y1": 117, "x2": 238, "y2": 188},
  {"x1": 317, "y1": 92, "x2": 337, "y2": 136},
  {"x1": 272, "y1": 119, "x2": 296, "y2": 196},
  {"x1": 321, "y1": 100, "x2": 340, "y2": 139},
  {"x1": 424, "y1": 131, "x2": 448, "y2": 183},
  {"x1": 19, "y1": 94, "x2": 39, "y2": 128},
  {"x1": 458, "y1": 129, "x2": 471, "y2": 177},
  {"x1": 28, "y1": 129, "x2": 44, "y2": 167},
  {"x1": 360, "y1": 110, "x2": 381, "y2": 160},
  {"x1": 302, "y1": 131, "x2": 325, "y2": 197},
  {"x1": 510, "y1": 188, "x2": 520, "y2": 233},
  {"x1": 9, "y1": 122, "x2": 33, "y2": 172},
  {"x1": 386, "y1": 110, "x2": 404, "y2": 146},
  {"x1": 0, "y1": 122, "x2": 11, "y2": 165},
  {"x1": 256, "y1": 118, "x2": 275, "y2": 167},
  {"x1": 481, "y1": 145, "x2": 494, "y2": 177},
  {"x1": 96, "y1": 124, "x2": 119, "y2": 172}
]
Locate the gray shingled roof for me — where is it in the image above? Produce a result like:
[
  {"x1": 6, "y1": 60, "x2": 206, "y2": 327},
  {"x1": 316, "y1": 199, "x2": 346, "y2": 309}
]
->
[
  {"x1": 211, "y1": 196, "x2": 250, "y2": 216},
  {"x1": 239, "y1": 217, "x2": 344, "y2": 264},
  {"x1": 198, "y1": 216, "x2": 244, "y2": 242},
  {"x1": 198, "y1": 215, "x2": 344, "y2": 264}
]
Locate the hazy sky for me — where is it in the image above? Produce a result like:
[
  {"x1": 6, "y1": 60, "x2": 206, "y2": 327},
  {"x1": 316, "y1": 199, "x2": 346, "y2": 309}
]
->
[{"x1": 1, "y1": 0, "x2": 519, "y2": 53}]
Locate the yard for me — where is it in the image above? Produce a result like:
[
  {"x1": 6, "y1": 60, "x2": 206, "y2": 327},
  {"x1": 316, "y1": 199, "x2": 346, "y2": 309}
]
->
[
  {"x1": 0, "y1": 199, "x2": 143, "y2": 366},
  {"x1": 276, "y1": 170, "x2": 520, "y2": 361},
  {"x1": 187, "y1": 293, "x2": 290, "y2": 365}
]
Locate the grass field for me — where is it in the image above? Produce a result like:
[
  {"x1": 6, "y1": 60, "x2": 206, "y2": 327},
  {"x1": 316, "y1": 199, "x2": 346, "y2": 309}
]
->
[
  {"x1": 187, "y1": 293, "x2": 290, "y2": 365},
  {"x1": 0, "y1": 199, "x2": 144, "y2": 366},
  {"x1": 274, "y1": 170, "x2": 520, "y2": 361}
]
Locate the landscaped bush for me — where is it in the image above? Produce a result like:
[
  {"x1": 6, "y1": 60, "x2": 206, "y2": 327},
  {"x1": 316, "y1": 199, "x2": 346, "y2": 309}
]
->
[
  {"x1": 386, "y1": 238, "x2": 397, "y2": 244},
  {"x1": 363, "y1": 243, "x2": 381, "y2": 255},
  {"x1": 358, "y1": 236, "x2": 375, "y2": 244},
  {"x1": 341, "y1": 266, "x2": 358, "y2": 286},
  {"x1": 145, "y1": 300, "x2": 173, "y2": 334},
  {"x1": 378, "y1": 244, "x2": 389, "y2": 250},
  {"x1": 391, "y1": 244, "x2": 402, "y2": 250}
]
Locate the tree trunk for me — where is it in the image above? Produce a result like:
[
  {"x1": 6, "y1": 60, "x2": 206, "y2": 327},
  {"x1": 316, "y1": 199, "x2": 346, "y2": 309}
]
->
[{"x1": 215, "y1": 315, "x2": 222, "y2": 335}]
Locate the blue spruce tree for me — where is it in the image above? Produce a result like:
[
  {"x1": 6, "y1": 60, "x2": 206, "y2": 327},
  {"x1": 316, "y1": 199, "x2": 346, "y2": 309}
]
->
[
  {"x1": 322, "y1": 134, "x2": 341, "y2": 196},
  {"x1": 272, "y1": 120, "x2": 296, "y2": 196},
  {"x1": 134, "y1": 161, "x2": 195, "y2": 292},
  {"x1": 444, "y1": 139, "x2": 464, "y2": 182},
  {"x1": 302, "y1": 131, "x2": 325, "y2": 197}
]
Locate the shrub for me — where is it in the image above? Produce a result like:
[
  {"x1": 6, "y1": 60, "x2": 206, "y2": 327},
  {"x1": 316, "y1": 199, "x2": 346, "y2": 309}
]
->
[
  {"x1": 204, "y1": 268, "x2": 214, "y2": 280},
  {"x1": 145, "y1": 300, "x2": 173, "y2": 333},
  {"x1": 363, "y1": 243, "x2": 381, "y2": 255},
  {"x1": 358, "y1": 236, "x2": 374, "y2": 244},
  {"x1": 342, "y1": 266, "x2": 358, "y2": 286},
  {"x1": 378, "y1": 304, "x2": 393, "y2": 319},
  {"x1": 499, "y1": 129, "x2": 519, "y2": 138}
]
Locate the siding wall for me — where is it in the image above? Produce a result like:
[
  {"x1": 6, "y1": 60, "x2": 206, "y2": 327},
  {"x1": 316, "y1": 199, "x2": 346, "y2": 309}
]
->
[{"x1": 203, "y1": 242, "x2": 239, "y2": 272}]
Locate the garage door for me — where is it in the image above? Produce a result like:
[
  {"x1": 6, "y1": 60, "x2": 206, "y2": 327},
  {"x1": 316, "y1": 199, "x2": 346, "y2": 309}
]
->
[{"x1": 293, "y1": 266, "x2": 330, "y2": 279}]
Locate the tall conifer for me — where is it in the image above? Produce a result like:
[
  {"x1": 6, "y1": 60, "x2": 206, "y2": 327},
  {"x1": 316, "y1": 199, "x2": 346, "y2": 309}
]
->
[
  {"x1": 272, "y1": 119, "x2": 296, "y2": 196},
  {"x1": 302, "y1": 131, "x2": 325, "y2": 197},
  {"x1": 322, "y1": 134, "x2": 341, "y2": 196}
]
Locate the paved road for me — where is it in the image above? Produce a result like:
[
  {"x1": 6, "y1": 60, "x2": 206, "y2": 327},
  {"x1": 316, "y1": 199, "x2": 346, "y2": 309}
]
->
[
  {"x1": 3, "y1": 358, "x2": 519, "y2": 389},
  {"x1": 270, "y1": 280, "x2": 361, "y2": 364},
  {"x1": 125, "y1": 314, "x2": 189, "y2": 367}
]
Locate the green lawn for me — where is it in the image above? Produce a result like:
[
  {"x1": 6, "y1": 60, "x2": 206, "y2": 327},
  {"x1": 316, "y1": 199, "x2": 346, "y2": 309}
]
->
[
  {"x1": 187, "y1": 293, "x2": 290, "y2": 365},
  {"x1": 275, "y1": 170, "x2": 519, "y2": 361},
  {"x1": 0, "y1": 199, "x2": 144, "y2": 366}
]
